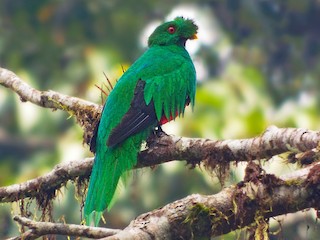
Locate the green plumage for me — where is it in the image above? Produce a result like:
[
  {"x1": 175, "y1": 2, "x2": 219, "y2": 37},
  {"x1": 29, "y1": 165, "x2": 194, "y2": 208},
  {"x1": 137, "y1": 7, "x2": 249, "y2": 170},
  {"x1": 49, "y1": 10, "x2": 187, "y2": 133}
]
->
[{"x1": 84, "y1": 17, "x2": 198, "y2": 225}]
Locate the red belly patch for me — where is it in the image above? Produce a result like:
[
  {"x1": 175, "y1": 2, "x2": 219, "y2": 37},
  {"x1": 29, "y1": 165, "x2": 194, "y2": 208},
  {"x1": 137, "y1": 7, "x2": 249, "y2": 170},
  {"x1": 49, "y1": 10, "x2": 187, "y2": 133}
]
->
[{"x1": 159, "y1": 111, "x2": 178, "y2": 125}]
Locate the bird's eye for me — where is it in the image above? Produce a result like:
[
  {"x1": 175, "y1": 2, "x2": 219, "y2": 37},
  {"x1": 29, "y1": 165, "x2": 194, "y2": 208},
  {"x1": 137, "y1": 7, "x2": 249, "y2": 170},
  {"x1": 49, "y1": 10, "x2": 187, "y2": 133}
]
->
[{"x1": 168, "y1": 26, "x2": 176, "y2": 34}]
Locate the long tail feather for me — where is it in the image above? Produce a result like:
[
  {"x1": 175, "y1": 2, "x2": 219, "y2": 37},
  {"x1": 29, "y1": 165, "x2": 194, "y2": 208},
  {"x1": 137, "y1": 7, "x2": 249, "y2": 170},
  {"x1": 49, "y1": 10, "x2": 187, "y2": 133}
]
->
[
  {"x1": 84, "y1": 132, "x2": 148, "y2": 226},
  {"x1": 84, "y1": 149, "x2": 122, "y2": 225}
]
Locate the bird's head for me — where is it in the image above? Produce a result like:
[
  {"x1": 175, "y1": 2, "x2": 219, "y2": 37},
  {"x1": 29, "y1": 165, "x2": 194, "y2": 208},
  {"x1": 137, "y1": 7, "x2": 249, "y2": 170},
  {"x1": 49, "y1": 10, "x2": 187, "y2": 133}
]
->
[{"x1": 148, "y1": 17, "x2": 198, "y2": 47}]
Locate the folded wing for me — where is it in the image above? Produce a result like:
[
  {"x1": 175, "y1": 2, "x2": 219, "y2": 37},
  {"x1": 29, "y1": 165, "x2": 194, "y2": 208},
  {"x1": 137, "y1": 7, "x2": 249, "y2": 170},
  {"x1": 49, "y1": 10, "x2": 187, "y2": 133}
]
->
[{"x1": 106, "y1": 80, "x2": 157, "y2": 148}]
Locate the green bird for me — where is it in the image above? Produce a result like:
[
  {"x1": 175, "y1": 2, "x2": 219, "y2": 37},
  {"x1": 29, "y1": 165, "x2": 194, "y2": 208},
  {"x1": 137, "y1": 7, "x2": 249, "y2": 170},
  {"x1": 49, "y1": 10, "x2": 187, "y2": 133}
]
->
[{"x1": 84, "y1": 17, "x2": 198, "y2": 225}]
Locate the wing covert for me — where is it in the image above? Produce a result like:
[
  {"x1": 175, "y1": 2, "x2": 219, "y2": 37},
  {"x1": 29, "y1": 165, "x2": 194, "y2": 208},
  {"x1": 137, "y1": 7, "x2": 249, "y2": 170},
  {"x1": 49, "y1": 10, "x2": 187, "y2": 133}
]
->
[{"x1": 106, "y1": 80, "x2": 157, "y2": 148}]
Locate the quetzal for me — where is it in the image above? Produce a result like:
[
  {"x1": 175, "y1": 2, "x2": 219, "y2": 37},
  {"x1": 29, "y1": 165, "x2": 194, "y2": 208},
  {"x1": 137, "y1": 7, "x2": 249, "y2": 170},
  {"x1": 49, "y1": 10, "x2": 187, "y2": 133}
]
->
[{"x1": 84, "y1": 17, "x2": 198, "y2": 225}]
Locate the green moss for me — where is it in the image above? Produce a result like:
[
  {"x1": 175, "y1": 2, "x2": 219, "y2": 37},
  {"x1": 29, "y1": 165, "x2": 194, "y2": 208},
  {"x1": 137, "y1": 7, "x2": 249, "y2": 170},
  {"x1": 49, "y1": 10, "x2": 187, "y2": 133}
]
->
[
  {"x1": 252, "y1": 213, "x2": 269, "y2": 240},
  {"x1": 283, "y1": 178, "x2": 305, "y2": 187},
  {"x1": 184, "y1": 203, "x2": 229, "y2": 239}
]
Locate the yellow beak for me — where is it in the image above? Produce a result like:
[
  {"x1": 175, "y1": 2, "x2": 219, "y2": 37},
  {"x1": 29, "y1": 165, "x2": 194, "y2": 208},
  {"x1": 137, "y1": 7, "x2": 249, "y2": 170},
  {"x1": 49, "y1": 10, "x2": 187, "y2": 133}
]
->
[{"x1": 191, "y1": 34, "x2": 198, "y2": 40}]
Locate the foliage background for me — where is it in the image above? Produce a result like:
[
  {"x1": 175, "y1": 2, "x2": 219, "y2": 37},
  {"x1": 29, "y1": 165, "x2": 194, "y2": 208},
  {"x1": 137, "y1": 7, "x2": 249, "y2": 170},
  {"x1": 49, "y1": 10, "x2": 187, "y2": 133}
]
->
[{"x1": 1, "y1": 1, "x2": 320, "y2": 239}]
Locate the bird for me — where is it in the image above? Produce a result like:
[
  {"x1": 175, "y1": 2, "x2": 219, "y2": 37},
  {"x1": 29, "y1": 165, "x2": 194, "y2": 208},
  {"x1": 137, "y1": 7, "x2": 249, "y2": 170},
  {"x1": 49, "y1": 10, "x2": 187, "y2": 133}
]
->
[{"x1": 84, "y1": 16, "x2": 198, "y2": 226}]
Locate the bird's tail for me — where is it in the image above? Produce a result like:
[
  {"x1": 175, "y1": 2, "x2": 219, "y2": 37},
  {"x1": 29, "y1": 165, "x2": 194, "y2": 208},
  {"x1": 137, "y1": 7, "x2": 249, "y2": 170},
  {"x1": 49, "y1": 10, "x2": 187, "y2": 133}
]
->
[{"x1": 84, "y1": 137, "x2": 143, "y2": 226}]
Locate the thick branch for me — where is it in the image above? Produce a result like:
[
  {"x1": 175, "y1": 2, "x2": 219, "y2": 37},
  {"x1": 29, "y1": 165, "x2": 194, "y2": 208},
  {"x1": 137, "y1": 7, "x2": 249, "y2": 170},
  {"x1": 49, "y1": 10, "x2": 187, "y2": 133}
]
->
[
  {"x1": 103, "y1": 162, "x2": 320, "y2": 239},
  {"x1": 12, "y1": 162, "x2": 320, "y2": 239},
  {"x1": 139, "y1": 126, "x2": 320, "y2": 166},
  {"x1": 1, "y1": 127, "x2": 320, "y2": 203}
]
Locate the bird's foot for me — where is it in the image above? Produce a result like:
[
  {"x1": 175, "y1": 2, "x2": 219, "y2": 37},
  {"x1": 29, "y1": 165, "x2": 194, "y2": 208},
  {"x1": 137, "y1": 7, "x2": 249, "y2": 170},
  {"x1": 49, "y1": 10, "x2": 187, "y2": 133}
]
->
[
  {"x1": 153, "y1": 125, "x2": 168, "y2": 137},
  {"x1": 146, "y1": 126, "x2": 168, "y2": 147}
]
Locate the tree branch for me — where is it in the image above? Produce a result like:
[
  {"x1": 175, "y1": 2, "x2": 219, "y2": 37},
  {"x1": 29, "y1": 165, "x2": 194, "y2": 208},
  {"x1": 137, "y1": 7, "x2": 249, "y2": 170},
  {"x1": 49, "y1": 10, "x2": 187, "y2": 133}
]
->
[
  {"x1": 9, "y1": 216, "x2": 120, "y2": 240},
  {"x1": 102, "y1": 162, "x2": 320, "y2": 239},
  {"x1": 3, "y1": 66, "x2": 317, "y2": 157},
  {"x1": 2, "y1": 67, "x2": 320, "y2": 239},
  {"x1": 0, "y1": 67, "x2": 100, "y2": 114},
  {"x1": 139, "y1": 126, "x2": 320, "y2": 166},
  {"x1": 12, "y1": 162, "x2": 320, "y2": 239},
  {"x1": 1, "y1": 127, "x2": 320, "y2": 203},
  {"x1": 0, "y1": 158, "x2": 92, "y2": 203},
  {"x1": 0, "y1": 67, "x2": 101, "y2": 145}
]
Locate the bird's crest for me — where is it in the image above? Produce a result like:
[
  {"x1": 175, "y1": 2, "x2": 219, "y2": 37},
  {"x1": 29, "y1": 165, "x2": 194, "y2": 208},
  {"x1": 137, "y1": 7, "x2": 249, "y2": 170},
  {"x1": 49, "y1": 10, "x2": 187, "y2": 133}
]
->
[{"x1": 148, "y1": 16, "x2": 198, "y2": 47}]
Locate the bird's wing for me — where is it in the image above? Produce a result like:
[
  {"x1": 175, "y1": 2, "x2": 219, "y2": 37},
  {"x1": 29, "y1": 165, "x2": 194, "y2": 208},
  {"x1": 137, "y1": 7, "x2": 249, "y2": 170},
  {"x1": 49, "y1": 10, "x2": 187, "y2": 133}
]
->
[
  {"x1": 105, "y1": 47, "x2": 196, "y2": 148},
  {"x1": 142, "y1": 56, "x2": 196, "y2": 122},
  {"x1": 106, "y1": 80, "x2": 157, "y2": 148}
]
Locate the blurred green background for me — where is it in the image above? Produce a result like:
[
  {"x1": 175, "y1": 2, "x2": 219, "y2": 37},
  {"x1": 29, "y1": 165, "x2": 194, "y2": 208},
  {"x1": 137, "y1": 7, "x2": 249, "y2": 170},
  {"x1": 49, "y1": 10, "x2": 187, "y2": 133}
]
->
[{"x1": 1, "y1": 0, "x2": 320, "y2": 239}]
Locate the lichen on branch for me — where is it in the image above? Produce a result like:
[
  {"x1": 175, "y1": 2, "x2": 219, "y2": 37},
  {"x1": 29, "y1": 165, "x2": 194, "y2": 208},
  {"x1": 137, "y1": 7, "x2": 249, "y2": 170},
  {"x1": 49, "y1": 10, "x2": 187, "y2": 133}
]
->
[{"x1": 2, "y1": 67, "x2": 320, "y2": 239}]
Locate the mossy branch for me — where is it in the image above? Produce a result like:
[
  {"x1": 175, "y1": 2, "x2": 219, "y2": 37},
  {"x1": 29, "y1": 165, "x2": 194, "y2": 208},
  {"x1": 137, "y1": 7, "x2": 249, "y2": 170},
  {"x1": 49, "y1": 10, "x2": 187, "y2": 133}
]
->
[
  {"x1": 11, "y1": 162, "x2": 320, "y2": 239},
  {"x1": 2, "y1": 67, "x2": 320, "y2": 239},
  {"x1": 1, "y1": 128, "x2": 320, "y2": 203}
]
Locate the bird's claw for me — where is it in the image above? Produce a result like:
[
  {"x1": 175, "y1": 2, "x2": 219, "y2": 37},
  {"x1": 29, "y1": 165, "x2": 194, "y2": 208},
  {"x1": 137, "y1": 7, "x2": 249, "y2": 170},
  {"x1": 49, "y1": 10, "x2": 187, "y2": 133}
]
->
[
  {"x1": 146, "y1": 126, "x2": 168, "y2": 147},
  {"x1": 153, "y1": 125, "x2": 168, "y2": 137}
]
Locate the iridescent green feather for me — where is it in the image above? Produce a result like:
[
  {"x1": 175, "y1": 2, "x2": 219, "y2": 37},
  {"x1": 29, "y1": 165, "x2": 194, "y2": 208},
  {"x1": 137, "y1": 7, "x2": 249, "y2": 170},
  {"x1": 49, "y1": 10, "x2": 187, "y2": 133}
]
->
[
  {"x1": 84, "y1": 17, "x2": 197, "y2": 226},
  {"x1": 143, "y1": 46, "x2": 196, "y2": 120}
]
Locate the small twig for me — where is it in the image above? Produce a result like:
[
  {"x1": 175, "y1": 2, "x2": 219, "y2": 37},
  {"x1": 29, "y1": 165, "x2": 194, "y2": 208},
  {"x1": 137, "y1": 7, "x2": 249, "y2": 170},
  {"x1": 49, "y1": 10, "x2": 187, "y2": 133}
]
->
[
  {"x1": 103, "y1": 71, "x2": 114, "y2": 90},
  {"x1": 7, "y1": 230, "x2": 35, "y2": 240},
  {"x1": 95, "y1": 83, "x2": 109, "y2": 98},
  {"x1": 10, "y1": 216, "x2": 120, "y2": 240},
  {"x1": 120, "y1": 64, "x2": 126, "y2": 74}
]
